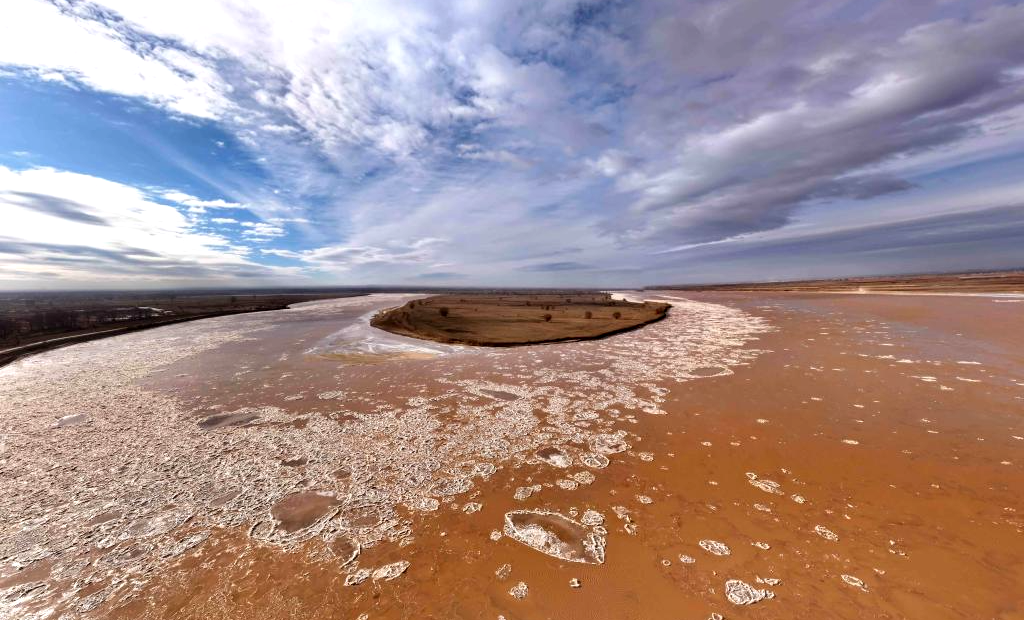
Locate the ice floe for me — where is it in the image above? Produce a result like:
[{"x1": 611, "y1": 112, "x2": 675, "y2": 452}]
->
[
  {"x1": 503, "y1": 510, "x2": 606, "y2": 564},
  {"x1": 724, "y1": 579, "x2": 774, "y2": 605},
  {"x1": 699, "y1": 539, "x2": 731, "y2": 556}
]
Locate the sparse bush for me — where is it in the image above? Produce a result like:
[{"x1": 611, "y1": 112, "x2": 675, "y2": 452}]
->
[
  {"x1": 439, "y1": 307, "x2": 449, "y2": 317},
  {"x1": 543, "y1": 313, "x2": 552, "y2": 322},
  {"x1": 613, "y1": 311, "x2": 621, "y2": 319}
]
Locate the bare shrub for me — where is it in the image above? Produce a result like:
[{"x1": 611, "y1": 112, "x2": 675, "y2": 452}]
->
[
  {"x1": 439, "y1": 307, "x2": 449, "y2": 317},
  {"x1": 543, "y1": 313, "x2": 552, "y2": 322},
  {"x1": 584, "y1": 311, "x2": 592, "y2": 319},
  {"x1": 613, "y1": 311, "x2": 621, "y2": 319}
]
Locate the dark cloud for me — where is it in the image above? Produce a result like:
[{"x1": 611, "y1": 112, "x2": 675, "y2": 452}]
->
[
  {"x1": 3, "y1": 191, "x2": 110, "y2": 225},
  {"x1": 649, "y1": 204, "x2": 1024, "y2": 284},
  {"x1": 6, "y1": 0, "x2": 1024, "y2": 287},
  {"x1": 412, "y1": 271, "x2": 464, "y2": 280},
  {"x1": 0, "y1": 237, "x2": 286, "y2": 281},
  {"x1": 600, "y1": 1, "x2": 1024, "y2": 246},
  {"x1": 520, "y1": 261, "x2": 592, "y2": 272},
  {"x1": 0, "y1": 239, "x2": 169, "y2": 265}
]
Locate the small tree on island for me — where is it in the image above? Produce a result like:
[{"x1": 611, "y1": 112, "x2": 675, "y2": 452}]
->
[
  {"x1": 613, "y1": 311, "x2": 621, "y2": 319},
  {"x1": 439, "y1": 307, "x2": 449, "y2": 317},
  {"x1": 543, "y1": 313, "x2": 552, "y2": 322}
]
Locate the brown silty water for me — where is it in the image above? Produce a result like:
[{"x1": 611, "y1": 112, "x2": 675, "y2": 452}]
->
[{"x1": 0, "y1": 292, "x2": 1022, "y2": 619}]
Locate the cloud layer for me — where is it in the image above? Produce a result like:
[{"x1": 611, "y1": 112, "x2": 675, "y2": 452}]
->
[
  {"x1": 0, "y1": 166, "x2": 300, "y2": 287},
  {"x1": 2, "y1": 0, "x2": 1024, "y2": 286}
]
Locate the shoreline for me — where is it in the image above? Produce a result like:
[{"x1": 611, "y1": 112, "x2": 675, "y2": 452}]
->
[
  {"x1": 649, "y1": 269, "x2": 1024, "y2": 296},
  {"x1": 371, "y1": 303, "x2": 672, "y2": 347},
  {"x1": 0, "y1": 307, "x2": 292, "y2": 369},
  {"x1": 653, "y1": 288, "x2": 1024, "y2": 298}
]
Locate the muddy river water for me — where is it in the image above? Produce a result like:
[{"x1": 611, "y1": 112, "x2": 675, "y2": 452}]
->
[{"x1": 0, "y1": 292, "x2": 1021, "y2": 619}]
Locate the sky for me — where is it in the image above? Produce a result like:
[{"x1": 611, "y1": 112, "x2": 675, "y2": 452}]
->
[{"x1": 1, "y1": 0, "x2": 1023, "y2": 290}]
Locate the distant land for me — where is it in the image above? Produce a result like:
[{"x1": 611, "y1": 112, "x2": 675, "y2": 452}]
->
[
  {"x1": 0, "y1": 289, "x2": 379, "y2": 367},
  {"x1": 4, "y1": 270, "x2": 1021, "y2": 367},
  {"x1": 0, "y1": 287, "x2": 646, "y2": 366},
  {"x1": 650, "y1": 270, "x2": 1024, "y2": 294}
]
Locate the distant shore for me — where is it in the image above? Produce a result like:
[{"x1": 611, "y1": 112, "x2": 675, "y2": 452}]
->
[
  {"x1": 650, "y1": 269, "x2": 1024, "y2": 295},
  {"x1": 0, "y1": 292, "x2": 369, "y2": 368}
]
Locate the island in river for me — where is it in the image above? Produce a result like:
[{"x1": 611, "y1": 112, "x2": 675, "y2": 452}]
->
[{"x1": 370, "y1": 292, "x2": 670, "y2": 346}]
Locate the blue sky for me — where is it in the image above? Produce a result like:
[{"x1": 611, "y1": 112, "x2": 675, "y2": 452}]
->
[{"x1": 1, "y1": 0, "x2": 1023, "y2": 289}]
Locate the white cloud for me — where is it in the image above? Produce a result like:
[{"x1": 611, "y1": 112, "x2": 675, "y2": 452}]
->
[
  {"x1": 159, "y1": 190, "x2": 241, "y2": 209},
  {"x1": 0, "y1": 166, "x2": 298, "y2": 287},
  {"x1": 0, "y1": 0, "x2": 231, "y2": 119},
  {"x1": 3, "y1": 1, "x2": 1024, "y2": 285},
  {"x1": 240, "y1": 221, "x2": 286, "y2": 241},
  {"x1": 259, "y1": 238, "x2": 444, "y2": 270}
]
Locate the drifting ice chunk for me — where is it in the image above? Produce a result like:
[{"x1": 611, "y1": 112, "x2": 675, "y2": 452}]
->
[
  {"x1": 536, "y1": 446, "x2": 572, "y2": 468},
  {"x1": 580, "y1": 453, "x2": 610, "y2": 469},
  {"x1": 699, "y1": 539, "x2": 731, "y2": 556},
  {"x1": 372, "y1": 560, "x2": 409, "y2": 581},
  {"x1": 814, "y1": 525, "x2": 839, "y2": 541},
  {"x1": 724, "y1": 579, "x2": 774, "y2": 605},
  {"x1": 503, "y1": 510, "x2": 606, "y2": 564},
  {"x1": 344, "y1": 568, "x2": 371, "y2": 586}
]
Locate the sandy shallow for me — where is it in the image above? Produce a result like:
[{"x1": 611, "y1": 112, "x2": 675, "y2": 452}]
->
[{"x1": 0, "y1": 292, "x2": 1021, "y2": 619}]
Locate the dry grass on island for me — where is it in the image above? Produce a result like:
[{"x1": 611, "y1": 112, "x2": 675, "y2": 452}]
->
[{"x1": 371, "y1": 293, "x2": 670, "y2": 346}]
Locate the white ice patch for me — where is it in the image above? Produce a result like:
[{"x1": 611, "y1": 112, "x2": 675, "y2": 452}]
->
[
  {"x1": 814, "y1": 525, "x2": 839, "y2": 541},
  {"x1": 503, "y1": 510, "x2": 606, "y2": 564},
  {"x1": 699, "y1": 539, "x2": 731, "y2": 556},
  {"x1": 724, "y1": 579, "x2": 774, "y2": 605},
  {"x1": 746, "y1": 473, "x2": 784, "y2": 495},
  {"x1": 372, "y1": 560, "x2": 409, "y2": 581},
  {"x1": 841, "y1": 574, "x2": 868, "y2": 591}
]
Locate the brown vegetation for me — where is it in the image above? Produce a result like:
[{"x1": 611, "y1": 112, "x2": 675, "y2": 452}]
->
[{"x1": 371, "y1": 292, "x2": 670, "y2": 346}]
